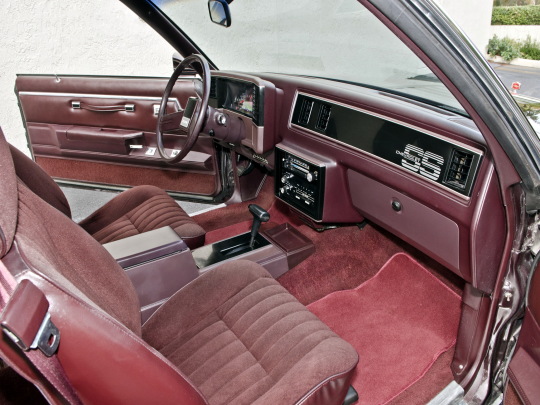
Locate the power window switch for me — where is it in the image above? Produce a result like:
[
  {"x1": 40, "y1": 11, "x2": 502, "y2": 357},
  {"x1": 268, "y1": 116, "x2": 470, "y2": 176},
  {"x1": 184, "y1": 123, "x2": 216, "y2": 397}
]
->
[{"x1": 145, "y1": 147, "x2": 156, "y2": 156}]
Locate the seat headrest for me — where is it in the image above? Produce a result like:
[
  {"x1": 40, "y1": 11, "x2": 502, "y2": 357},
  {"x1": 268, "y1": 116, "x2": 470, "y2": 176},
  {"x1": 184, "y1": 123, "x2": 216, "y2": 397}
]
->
[{"x1": 0, "y1": 128, "x2": 18, "y2": 257}]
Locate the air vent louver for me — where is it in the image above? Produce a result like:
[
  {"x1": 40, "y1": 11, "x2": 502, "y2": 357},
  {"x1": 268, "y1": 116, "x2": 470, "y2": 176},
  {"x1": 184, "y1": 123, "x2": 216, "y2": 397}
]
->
[
  {"x1": 298, "y1": 99, "x2": 314, "y2": 125},
  {"x1": 210, "y1": 78, "x2": 217, "y2": 99},
  {"x1": 444, "y1": 149, "x2": 474, "y2": 190},
  {"x1": 316, "y1": 104, "x2": 332, "y2": 131}
]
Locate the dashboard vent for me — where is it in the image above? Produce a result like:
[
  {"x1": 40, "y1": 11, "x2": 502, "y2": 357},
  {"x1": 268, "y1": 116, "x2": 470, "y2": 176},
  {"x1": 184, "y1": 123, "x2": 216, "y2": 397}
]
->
[
  {"x1": 444, "y1": 149, "x2": 474, "y2": 190},
  {"x1": 316, "y1": 104, "x2": 332, "y2": 131},
  {"x1": 298, "y1": 99, "x2": 314, "y2": 125},
  {"x1": 210, "y1": 78, "x2": 217, "y2": 99}
]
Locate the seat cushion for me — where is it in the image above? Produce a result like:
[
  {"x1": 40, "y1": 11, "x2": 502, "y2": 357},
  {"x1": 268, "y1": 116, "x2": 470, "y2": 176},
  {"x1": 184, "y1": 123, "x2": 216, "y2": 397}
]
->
[
  {"x1": 143, "y1": 260, "x2": 358, "y2": 405},
  {"x1": 78, "y1": 185, "x2": 206, "y2": 248}
]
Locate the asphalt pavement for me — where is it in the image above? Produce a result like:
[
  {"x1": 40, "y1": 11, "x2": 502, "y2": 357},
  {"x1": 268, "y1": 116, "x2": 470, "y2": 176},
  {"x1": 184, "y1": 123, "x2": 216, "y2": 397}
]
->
[{"x1": 490, "y1": 62, "x2": 540, "y2": 100}]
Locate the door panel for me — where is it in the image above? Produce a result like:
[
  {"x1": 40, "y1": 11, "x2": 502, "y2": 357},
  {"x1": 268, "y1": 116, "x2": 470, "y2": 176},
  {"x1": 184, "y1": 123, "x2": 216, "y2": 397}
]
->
[
  {"x1": 508, "y1": 267, "x2": 540, "y2": 404},
  {"x1": 15, "y1": 75, "x2": 220, "y2": 197}
]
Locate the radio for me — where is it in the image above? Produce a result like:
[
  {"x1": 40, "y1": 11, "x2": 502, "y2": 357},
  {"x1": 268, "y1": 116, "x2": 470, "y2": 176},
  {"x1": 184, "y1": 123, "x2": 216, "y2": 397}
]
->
[{"x1": 275, "y1": 148, "x2": 325, "y2": 220}]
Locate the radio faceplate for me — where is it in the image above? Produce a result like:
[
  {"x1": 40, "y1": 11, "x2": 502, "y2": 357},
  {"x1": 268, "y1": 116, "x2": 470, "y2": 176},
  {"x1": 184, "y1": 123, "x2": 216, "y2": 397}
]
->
[{"x1": 275, "y1": 147, "x2": 325, "y2": 221}]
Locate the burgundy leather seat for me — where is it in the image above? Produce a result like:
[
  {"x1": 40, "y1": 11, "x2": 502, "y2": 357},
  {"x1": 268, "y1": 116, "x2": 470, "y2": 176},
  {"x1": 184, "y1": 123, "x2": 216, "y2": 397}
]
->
[
  {"x1": 0, "y1": 129, "x2": 358, "y2": 404},
  {"x1": 8, "y1": 144, "x2": 206, "y2": 248}
]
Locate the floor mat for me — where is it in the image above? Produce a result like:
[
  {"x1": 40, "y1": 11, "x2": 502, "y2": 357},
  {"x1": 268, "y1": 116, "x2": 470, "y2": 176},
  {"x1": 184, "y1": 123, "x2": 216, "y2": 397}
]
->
[{"x1": 308, "y1": 253, "x2": 461, "y2": 405}]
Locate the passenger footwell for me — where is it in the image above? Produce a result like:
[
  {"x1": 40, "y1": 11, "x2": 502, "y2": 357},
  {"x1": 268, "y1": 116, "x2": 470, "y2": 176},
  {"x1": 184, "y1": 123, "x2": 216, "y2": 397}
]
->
[{"x1": 308, "y1": 252, "x2": 462, "y2": 405}]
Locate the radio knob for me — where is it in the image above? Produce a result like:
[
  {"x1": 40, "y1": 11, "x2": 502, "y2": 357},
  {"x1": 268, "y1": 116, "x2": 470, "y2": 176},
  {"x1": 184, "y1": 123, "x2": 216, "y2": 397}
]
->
[
  {"x1": 306, "y1": 172, "x2": 313, "y2": 182},
  {"x1": 281, "y1": 173, "x2": 293, "y2": 183},
  {"x1": 280, "y1": 184, "x2": 292, "y2": 194}
]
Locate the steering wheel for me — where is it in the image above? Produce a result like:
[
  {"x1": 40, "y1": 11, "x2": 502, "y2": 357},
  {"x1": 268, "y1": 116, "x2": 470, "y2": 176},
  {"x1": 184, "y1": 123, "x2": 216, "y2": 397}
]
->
[{"x1": 156, "y1": 54, "x2": 210, "y2": 164}]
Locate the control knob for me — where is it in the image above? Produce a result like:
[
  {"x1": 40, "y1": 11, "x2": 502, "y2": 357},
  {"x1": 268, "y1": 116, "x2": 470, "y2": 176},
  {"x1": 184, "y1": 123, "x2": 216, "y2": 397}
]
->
[
  {"x1": 216, "y1": 113, "x2": 227, "y2": 125},
  {"x1": 279, "y1": 183, "x2": 292, "y2": 194},
  {"x1": 281, "y1": 173, "x2": 293, "y2": 183}
]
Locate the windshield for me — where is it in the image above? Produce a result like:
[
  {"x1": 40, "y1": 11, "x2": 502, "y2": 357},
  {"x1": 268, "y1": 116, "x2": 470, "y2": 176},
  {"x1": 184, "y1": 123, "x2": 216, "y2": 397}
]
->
[{"x1": 154, "y1": 0, "x2": 466, "y2": 115}]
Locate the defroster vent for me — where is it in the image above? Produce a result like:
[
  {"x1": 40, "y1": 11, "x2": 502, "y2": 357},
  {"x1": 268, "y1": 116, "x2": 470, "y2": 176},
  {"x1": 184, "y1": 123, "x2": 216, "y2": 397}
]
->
[
  {"x1": 444, "y1": 149, "x2": 474, "y2": 190},
  {"x1": 316, "y1": 104, "x2": 332, "y2": 131},
  {"x1": 298, "y1": 99, "x2": 314, "y2": 125}
]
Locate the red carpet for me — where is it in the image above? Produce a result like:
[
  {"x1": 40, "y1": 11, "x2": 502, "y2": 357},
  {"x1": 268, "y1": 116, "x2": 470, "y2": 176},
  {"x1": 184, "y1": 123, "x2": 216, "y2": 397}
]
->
[{"x1": 308, "y1": 253, "x2": 461, "y2": 405}]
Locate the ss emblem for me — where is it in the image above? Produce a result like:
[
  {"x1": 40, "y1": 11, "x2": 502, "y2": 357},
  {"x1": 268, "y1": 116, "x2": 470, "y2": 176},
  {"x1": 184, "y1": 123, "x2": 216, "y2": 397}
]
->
[{"x1": 397, "y1": 144, "x2": 444, "y2": 181}]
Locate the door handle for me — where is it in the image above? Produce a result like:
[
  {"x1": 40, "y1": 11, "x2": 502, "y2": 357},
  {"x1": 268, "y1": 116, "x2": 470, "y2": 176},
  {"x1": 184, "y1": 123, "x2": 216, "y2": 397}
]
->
[{"x1": 72, "y1": 101, "x2": 135, "y2": 112}]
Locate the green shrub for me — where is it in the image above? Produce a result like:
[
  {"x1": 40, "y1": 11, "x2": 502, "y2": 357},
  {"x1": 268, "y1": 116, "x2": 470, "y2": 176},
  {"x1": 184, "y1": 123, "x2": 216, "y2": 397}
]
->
[
  {"x1": 487, "y1": 35, "x2": 522, "y2": 61},
  {"x1": 518, "y1": 102, "x2": 540, "y2": 121},
  {"x1": 487, "y1": 35, "x2": 540, "y2": 61},
  {"x1": 492, "y1": 5, "x2": 540, "y2": 25},
  {"x1": 520, "y1": 45, "x2": 540, "y2": 59},
  {"x1": 494, "y1": 0, "x2": 537, "y2": 6}
]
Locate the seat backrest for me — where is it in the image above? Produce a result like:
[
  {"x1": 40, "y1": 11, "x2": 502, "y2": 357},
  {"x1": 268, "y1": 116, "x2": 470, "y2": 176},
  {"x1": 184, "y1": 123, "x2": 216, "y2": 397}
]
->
[
  {"x1": 9, "y1": 144, "x2": 71, "y2": 218},
  {"x1": 0, "y1": 129, "x2": 207, "y2": 405}
]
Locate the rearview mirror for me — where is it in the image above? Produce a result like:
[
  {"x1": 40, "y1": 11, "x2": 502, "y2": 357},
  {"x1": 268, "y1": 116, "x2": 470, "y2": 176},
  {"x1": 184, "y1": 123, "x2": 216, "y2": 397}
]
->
[{"x1": 208, "y1": 0, "x2": 231, "y2": 28}]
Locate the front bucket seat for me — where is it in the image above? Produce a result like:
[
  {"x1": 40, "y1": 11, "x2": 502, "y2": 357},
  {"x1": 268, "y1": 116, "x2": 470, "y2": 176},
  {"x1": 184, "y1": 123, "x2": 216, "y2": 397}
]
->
[{"x1": 8, "y1": 143, "x2": 206, "y2": 248}]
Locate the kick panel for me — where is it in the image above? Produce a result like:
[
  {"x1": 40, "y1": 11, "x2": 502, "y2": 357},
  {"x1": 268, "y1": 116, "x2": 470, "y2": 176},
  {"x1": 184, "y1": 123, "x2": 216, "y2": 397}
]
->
[{"x1": 291, "y1": 93, "x2": 483, "y2": 197}]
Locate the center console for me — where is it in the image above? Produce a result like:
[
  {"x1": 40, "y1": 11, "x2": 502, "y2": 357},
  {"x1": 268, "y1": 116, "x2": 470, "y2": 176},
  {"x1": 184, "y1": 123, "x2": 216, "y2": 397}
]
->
[
  {"x1": 275, "y1": 147, "x2": 326, "y2": 221},
  {"x1": 103, "y1": 226, "x2": 199, "y2": 322},
  {"x1": 192, "y1": 224, "x2": 314, "y2": 279},
  {"x1": 104, "y1": 204, "x2": 316, "y2": 322}
]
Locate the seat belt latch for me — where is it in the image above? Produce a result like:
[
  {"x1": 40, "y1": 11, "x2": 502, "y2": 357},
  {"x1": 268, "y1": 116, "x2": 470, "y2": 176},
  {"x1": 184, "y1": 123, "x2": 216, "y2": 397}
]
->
[{"x1": 0, "y1": 279, "x2": 60, "y2": 357}]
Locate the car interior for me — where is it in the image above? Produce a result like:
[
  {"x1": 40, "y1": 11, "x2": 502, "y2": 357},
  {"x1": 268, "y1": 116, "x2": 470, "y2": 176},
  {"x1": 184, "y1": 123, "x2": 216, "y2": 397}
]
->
[{"x1": 1, "y1": 1, "x2": 539, "y2": 405}]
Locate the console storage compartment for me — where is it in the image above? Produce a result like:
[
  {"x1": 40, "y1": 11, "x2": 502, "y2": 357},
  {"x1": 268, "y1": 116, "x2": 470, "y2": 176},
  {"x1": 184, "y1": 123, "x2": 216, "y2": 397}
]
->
[
  {"x1": 103, "y1": 226, "x2": 198, "y2": 322},
  {"x1": 192, "y1": 224, "x2": 314, "y2": 278},
  {"x1": 263, "y1": 223, "x2": 315, "y2": 269},
  {"x1": 192, "y1": 233, "x2": 271, "y2": 269}
]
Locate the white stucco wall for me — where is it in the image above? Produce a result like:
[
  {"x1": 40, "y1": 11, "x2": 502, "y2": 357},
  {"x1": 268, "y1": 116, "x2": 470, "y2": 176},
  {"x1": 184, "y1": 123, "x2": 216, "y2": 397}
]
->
[
  {"x1": 433, "y1": 0, "x2": 494, "y2": 54},
  {"x1": 491, "y1": 25, "x2": 540, "y2": 42},
  {"x1": 0, "y1": 0, "x2": 175, "y2": 153}
]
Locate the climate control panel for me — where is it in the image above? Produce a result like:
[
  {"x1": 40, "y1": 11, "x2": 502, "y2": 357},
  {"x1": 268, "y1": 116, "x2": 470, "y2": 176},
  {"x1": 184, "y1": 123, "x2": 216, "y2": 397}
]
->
[{"x1": 275, "y1": 147, "x2": 325, "y2": 221}]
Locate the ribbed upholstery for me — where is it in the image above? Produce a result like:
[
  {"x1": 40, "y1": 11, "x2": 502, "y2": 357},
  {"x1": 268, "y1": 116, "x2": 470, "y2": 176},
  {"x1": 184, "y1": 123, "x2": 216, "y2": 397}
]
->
[
  {"x1": 86, "y1": 191, "x2": 206, "y2": 248},
  {"x1": 143, "y1": 261, "x2": 358, "y2": 405}
]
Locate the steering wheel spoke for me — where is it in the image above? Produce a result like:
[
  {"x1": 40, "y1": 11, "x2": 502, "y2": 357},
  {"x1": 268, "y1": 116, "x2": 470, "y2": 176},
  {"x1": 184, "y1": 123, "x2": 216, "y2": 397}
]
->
[
  {"x1": 156, "y1": 54, "x2": 210, "y2": 163},
  {"x1": 160, "y1": 111, "x2": 185, "y2": 133}
]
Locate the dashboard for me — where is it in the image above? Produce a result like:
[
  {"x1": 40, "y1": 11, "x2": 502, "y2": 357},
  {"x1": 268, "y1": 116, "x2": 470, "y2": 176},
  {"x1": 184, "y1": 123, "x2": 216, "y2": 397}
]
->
[{"x1": 208, "y1": 71, "x2": 506, "y2": 295}]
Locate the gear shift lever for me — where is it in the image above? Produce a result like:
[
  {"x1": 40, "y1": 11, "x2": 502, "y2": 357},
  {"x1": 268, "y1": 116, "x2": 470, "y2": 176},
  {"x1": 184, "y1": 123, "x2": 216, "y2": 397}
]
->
[{"x1": 248, "y1": 204, "x2": 270, "y2": 248}]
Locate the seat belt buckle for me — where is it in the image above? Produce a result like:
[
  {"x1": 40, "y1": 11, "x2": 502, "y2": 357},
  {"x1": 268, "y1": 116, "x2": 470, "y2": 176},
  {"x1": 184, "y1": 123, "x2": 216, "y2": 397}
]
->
[{"x1": 0, "y1": 279, "x2": 60, "y2": 357}]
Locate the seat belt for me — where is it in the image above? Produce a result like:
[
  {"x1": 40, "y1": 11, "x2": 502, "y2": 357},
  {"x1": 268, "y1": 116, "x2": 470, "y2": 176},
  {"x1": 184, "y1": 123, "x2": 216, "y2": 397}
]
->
[{"x1": 0, "y1": 259, "x2": 82, "y2": 405}]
